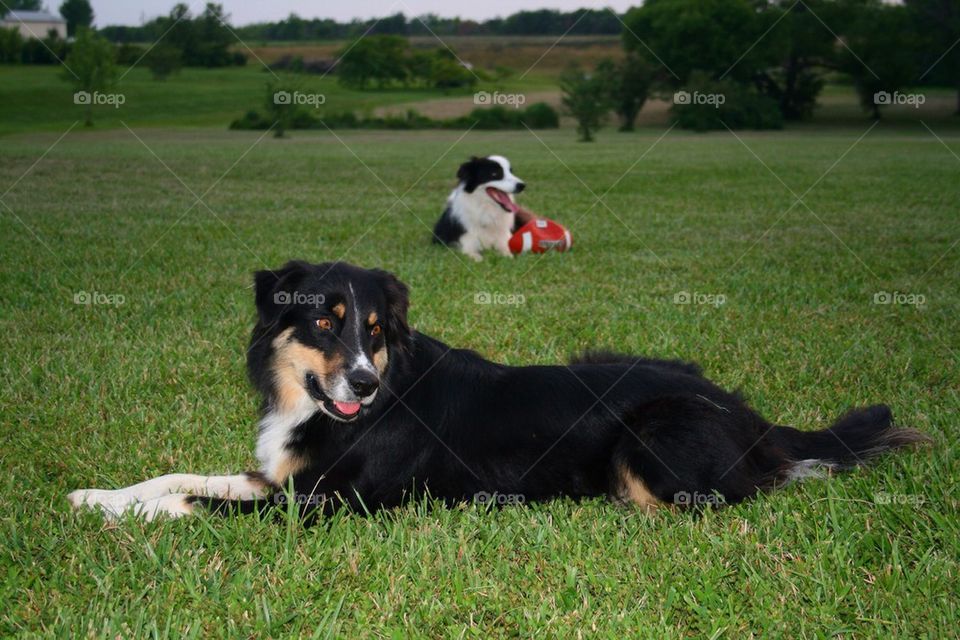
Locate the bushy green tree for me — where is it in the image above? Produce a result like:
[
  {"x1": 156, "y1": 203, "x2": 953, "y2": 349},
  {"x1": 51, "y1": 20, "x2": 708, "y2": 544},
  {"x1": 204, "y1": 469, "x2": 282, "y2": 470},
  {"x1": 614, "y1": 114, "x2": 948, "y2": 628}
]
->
[
  {"x1": 337, "y1": 35, "x2": 408, "y2": 89},
  {"x1": 907, "y1": 0, "x2": 960, "y2": 114},
  {"x1": 622, "y1": 0, "x2": 771, "y2": 87},
  {"x1": 597, "y1": 55, "x2": 653, "y2": 131},
  {"x1": 842, "y1": 2, "x2": 921, "y2": 119},
  {"x1": 145, "y1": 43, "x2": 182, "y2": 80},
  {"x1": 560, "y1": 65, "x2": 612, "y2": 142},
  {"x1": 63, "y1": 28, "x2": 117, "y2": 126},
  {"x1": 59, "y1": 0, "x2": 93, "y2": 38},
  {"x1": 0, "y1": 27, "x2": 23, "y2": 63}
]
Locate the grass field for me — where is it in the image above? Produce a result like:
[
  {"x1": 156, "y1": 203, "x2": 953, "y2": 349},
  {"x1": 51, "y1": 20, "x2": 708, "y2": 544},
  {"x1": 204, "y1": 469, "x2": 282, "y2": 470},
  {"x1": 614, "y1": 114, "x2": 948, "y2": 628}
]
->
[{"x1": 1, "y1": 119, "x2": 958, "y2": 637}]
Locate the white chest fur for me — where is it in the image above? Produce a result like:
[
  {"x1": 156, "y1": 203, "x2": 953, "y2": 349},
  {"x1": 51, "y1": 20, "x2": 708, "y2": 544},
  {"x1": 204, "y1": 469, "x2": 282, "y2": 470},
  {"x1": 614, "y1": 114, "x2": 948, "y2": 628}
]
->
[{"x1": 255, "y1": 395, "x2": 316, "y2": 482}]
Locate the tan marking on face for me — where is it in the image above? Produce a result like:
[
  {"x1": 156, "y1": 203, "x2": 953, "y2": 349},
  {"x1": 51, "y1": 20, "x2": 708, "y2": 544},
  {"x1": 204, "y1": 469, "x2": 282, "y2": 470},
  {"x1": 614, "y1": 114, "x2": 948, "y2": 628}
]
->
[
  {"x1": 373, "y1": 347, "x2": 389, "y2": 374},
  {"x1": 332, "y1": 303, "x2": 346, "y2": 319},
  {"x1": 270, "y1": 327, "x2": 344, "y2": 412},
  {"x1": 367, "y1": 311, "x2": 378, "y2": 325},
  {"x1": 615, "y1": 464, "x2": 660, "y2": 513},
  {"x1": 271, "y1": 454, "x2": 307, "y2": 486}
]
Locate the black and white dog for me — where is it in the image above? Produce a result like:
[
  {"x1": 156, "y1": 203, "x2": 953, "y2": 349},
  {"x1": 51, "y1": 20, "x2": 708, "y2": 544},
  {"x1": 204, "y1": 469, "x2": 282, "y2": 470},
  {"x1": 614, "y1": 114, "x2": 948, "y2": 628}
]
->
[
  {"x1": 432, "y1": 155, "x2": 530, "y2": 261},
  {"x1": 69, "y1": 261, "x2": 927, "y2": 521}
]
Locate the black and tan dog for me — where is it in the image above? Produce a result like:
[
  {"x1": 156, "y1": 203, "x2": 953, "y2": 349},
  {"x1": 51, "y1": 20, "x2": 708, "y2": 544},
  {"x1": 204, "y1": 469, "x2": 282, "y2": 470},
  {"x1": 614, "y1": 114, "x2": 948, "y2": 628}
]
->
[{"x1": 69, "y1": 261, "x2": 927, "y2": 520}]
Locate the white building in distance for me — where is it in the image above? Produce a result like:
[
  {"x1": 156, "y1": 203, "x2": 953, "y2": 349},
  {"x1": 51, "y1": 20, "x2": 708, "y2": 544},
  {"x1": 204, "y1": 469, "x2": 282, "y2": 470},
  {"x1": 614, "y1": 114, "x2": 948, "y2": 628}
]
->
[{"x1": 0, "y1": 10, "x2": 68, "y2": 40}]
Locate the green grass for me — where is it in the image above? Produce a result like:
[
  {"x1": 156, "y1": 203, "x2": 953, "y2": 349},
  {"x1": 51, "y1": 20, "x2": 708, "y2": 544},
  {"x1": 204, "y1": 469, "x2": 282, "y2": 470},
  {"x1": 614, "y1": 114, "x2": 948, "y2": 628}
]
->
[{"x1": 1, "y1": 123, "x2": 958, "y2": 637}]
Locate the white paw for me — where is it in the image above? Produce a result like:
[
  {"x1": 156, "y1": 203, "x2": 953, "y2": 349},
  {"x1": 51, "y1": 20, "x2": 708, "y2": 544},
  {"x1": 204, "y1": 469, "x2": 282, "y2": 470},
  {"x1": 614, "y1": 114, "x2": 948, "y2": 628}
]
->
[{"x1": 68, "y1": 488, "x2": 136, "y2": 510}]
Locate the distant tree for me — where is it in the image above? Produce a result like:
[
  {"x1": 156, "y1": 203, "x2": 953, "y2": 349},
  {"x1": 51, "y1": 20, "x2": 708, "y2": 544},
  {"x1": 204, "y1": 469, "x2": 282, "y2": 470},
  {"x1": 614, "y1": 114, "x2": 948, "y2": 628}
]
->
[
  {"x1": 145, "y1": 43, "x2": 182, "y2": 80},
  {"x1": 842, "y1": 3, "x2": 920, "y2": 119},
  {"x1": 337, "y1": 35, "x2": 408, "y2": 89},
  {"x1": 4, "y1": 0, "x2": 42, "y2": 12},
  {"x1": 193, "y1": 3, "x2": 233, "y2": 67},
  {"x1": 597, "y1": 55, "x2": 653, "y2": 131},
  {"x1": 757, "y1": 0, "x2": 846, "y2": 121},
  {"x1": 59, "y1": 0, "x2": 93, "y2": 37},
  {"x1": 0, "y1": 27, "x2": 23, "y2": 62},
  {"x1": 622, "y1": 0, "x2": 771, "y2": 87},
  {"x1": 561, "y1": 65, "x2": 611, "y2": 142},
  {"x1": 62, "y1": 27, "x2": 117, "y2": 126},
  {"x1": 906, "y1": 0, "x2": 960, "y2": 114}
]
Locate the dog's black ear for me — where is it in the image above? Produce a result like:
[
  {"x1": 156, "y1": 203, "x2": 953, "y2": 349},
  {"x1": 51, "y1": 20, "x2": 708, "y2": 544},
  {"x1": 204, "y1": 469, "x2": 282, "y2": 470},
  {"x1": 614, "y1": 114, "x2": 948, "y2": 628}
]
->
[
  {"x1": 457, "y1": 156, "x2": 481, "y2": 193},
  {"x1": 253, "y1": 260, "x2": 312, "y2": 326},
  {"x1": 373, "y1": 269, "x2": 411, "y2": 351}
]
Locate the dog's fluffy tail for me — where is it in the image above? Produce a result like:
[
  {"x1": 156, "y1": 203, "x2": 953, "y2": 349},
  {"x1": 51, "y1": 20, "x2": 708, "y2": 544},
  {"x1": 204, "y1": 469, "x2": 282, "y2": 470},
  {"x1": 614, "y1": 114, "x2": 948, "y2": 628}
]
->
[{"x1": 771, "y1": 405, "x2": 930, "y2": 480}]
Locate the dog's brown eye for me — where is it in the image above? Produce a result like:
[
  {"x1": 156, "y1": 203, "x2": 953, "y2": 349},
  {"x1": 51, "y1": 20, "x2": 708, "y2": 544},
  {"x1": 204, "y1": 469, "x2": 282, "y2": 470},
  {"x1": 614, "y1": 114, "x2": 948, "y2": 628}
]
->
[
  {"x1": 371, "y1": 324, "x2": 381, "y2": 336},
  {"x1": 316, "y1": 318, "x2": 332, "y2": 331}
]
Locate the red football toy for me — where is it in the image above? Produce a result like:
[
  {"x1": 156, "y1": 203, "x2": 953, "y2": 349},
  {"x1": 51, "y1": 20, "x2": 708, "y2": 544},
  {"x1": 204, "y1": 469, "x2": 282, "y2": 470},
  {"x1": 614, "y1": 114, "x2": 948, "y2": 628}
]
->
[{"x1": 509, "y1": 218, "x2": 573, "y2": 255}]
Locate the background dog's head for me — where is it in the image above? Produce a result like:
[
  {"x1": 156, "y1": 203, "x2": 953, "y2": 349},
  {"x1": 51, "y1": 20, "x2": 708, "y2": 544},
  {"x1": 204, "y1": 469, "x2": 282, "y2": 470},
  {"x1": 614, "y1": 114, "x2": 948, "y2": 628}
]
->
[
  {"x1": 456, "y1": 155, "x2": 526, "y2": 212},
  {"x1": 249, "y1": 261, "x2": 410, "y2": 423}
]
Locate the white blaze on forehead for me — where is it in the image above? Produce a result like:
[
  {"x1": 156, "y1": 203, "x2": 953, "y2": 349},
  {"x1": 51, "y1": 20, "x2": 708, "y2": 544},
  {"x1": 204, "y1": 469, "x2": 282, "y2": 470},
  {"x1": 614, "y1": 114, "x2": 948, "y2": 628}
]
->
[{"x1": 348, "y1": 283, "x2": 376, "y2": 374}]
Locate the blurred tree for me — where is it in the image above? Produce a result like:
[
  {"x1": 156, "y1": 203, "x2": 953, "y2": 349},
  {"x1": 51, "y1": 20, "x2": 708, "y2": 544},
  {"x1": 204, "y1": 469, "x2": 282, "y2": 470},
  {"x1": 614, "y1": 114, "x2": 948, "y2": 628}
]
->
[
  {"x1": 622, "y1": 0, "x2": 772, "y2": 87},
  {"x1": 145, "y1": 43, "x2": 182, "y2": 80},
  {"x1": 842, "y1": 2, "x2": 921, "y2": 119},
  {"x1": 597, "y1": 54, "x2": 653, "y2": 131},
  {"x1": 906, "y1": 0, "x2": 960, "y2": 114},
  {"x1": 337, "y1": 35, "x2": 408, "y2": 89},
  {"x1": 4, "y1": 0, "x2": 42, "y2": 12},
  {"x1": 561, "y1": 65, "x2": 612, "y2": 141},
  {"x1": 756, "y1": 0, "x2": 849, "y2": 120},
  {"x1": 59, "y1": 0, "x2": 93, "y2": 37},
  {"x1": 0, "y1": 27, "x2": 24, "y2": 62},
  {"x1": 62, "y1": 27, "x2": 117, "y2": 126}
]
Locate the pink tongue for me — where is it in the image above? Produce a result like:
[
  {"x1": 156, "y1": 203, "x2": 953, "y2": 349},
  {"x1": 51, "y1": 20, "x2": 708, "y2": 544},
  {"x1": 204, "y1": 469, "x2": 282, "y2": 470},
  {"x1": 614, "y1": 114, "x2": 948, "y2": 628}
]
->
[
  {"x1": 487, "y1": 187, "x2": 519, "y2": 213},
  {"x1": 333, "y1": 401, "x2": 361, "y2": 416}
]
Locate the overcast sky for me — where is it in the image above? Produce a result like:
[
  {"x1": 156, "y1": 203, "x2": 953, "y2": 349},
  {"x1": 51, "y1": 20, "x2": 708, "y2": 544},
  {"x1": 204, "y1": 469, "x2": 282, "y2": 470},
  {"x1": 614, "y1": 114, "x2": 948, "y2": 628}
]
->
[{"x1": 83, "y1": 1, "x2": 636, "y2": 27}]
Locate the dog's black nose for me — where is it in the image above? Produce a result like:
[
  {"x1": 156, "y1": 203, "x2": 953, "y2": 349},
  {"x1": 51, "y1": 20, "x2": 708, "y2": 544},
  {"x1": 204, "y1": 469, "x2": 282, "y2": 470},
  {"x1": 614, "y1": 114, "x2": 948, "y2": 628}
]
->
[
  {"x1": 515, "y1": 182, "x2": 526, "y2": 193},
  {"x1": 348, "y1": 369, "x2": 379, "y2": 397}
]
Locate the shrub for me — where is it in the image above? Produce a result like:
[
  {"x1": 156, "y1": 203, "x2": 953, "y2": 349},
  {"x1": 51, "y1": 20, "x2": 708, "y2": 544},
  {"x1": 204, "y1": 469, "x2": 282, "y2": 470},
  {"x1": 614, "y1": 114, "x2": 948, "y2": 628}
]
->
[
  {"x1": 672, "y1": 73, "x2": 783, "y2": 131},
  {"x1": 145, "y1": 44, "x2": 182, "y2": 80},
  {"x1": 521, "y1": 102, "x2": 560, "y2": 128},
  {"x1": 114, "y1": 42, "x2": 145, "y2": 65},
  {"x1": 0, "y1": 27, "x2": 23, "y2": 63},
  {"x1": 560, "y1": 65, "x2": 612, "y2": 141}
]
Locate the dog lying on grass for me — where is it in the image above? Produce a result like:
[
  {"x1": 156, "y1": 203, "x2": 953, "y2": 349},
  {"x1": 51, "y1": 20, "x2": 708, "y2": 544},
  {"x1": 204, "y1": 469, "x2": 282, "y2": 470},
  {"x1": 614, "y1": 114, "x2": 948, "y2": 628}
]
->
[{"x1": 69, "y1": 261, "x2": 928, "y2": 521}]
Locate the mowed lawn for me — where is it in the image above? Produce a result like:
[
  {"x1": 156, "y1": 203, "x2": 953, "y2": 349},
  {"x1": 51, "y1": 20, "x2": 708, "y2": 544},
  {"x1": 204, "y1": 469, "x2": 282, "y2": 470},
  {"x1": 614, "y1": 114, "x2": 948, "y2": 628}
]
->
[{"x1": 1, "y1": 123, "x2": 958, "y2": 637}]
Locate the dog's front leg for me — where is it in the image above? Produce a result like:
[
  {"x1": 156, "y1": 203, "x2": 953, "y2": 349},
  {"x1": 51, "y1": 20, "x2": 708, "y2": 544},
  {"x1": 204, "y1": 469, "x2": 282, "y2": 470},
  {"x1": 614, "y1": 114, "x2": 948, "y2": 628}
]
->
[{"x1": 68, "y1": 472, "x2": 273, "y2": 520}]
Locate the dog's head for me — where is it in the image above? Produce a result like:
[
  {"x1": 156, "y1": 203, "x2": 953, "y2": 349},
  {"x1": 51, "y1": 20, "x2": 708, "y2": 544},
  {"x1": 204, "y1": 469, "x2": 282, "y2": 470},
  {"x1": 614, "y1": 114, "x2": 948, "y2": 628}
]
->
[
  {"x1": 456, "y1": 155, "x2": 526, "y2": 213},
  {"x1": 250, "y1": 261, "x2": 410, "y2": 423}
]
